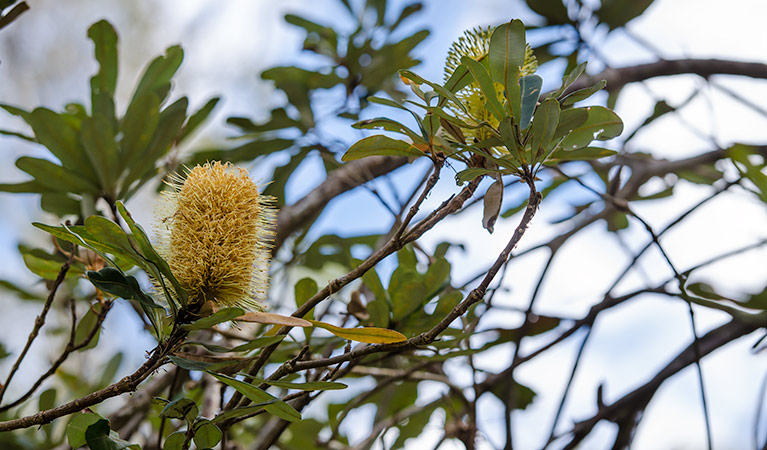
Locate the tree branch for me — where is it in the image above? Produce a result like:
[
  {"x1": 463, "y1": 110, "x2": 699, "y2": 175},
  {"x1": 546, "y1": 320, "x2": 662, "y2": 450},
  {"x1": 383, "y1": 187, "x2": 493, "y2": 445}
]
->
[{"x1": 566, "y1": 58, "x2": 767, "y2": 94}]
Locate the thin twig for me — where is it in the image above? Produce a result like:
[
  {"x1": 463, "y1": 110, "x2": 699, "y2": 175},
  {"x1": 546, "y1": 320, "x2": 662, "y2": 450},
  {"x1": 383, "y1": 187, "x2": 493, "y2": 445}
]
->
[{"x1": 0, "y1": 253, "x2": 73, "y2": 404}]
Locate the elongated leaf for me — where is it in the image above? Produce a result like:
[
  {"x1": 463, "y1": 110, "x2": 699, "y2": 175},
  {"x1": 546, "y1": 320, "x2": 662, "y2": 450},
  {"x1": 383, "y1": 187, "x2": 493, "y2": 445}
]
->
[
  {"x1": 561, "y1": 79, "x2": 607, "y2": 105},
  {"x1": 498, "y1": 116, "x2": 523, "y2": 166},
  {"x1": 188, "y1": 138, "x2": 294, "y2": 167},
  {"x1": 455, "y1": 167, "x2": 502, "y2": 184},
  {"x1": 177, "y1": 97, "x2": 220, "y2": 143},
  {"x1": 307, "y1": 319, "x2": 406, "y2": 344},
  {"x1": 236, "y1": 311, "x2": 312, "y2": 328},
  {"x1": 553, "y1": 107, "x2": 589, "y2": 141},
  {"x1": 0, "y1": 180, "x2": 50, "y2": 193},
  {"x1": 0, "y1": 128, "x2": 35, "y2": 141},
  {"x1": 548, "y1": 62, "x2": 587, "y2": 100},
  {"x1": 87, "y1": 20, "x2": 118, "y2": 96},
  {"x1": 16, "y1": 157, "x2": 100, "y2": 194},
  {"x1": 131, "y1": 45, "x2": 183, "y2": 101},
  {"x1": 528, "y1": 98, "x2": 560, "y2": 162},
  {"x1": 443, "y1": 64, "x2": 473, "y2": 97},
  {"x1": 116, "y1": 201, "x2": 187, "y2": 306},
  {"x1": 27, "y1": 108, "x2": 96, "y2": 178},
  {"x1": 342, "y1": 135, "x2": 424, "y2": 161},
  {"x1": 461, "y1": 55, "x2": 504, "y2": 120},
  {"x1": 489, "y1": 20, "x2": 525, "y2": 118},
  {"x1": 245, "y1": 377, "x2": 347, "y2": 391},
  {"x1": 399, "y1": 69, "x2": 468, "y2": 115},
  {"x1": 519, "y1": 75, "x2": 543, "y2": 129},
  {"x1": 211, "y1": 403, "x2": 278, "y2": 424},
  {"x1": 187, "y1": 335, "x2": 285, "y2": 354},
  {"x1": 209, "y1": 373, "x2": 301, "y2": 422},
  {"x1": 87, "y1": 267, "x2": 162, "y2": 336},
  {"x1": 559, "y1": 106, "x2": 623, "y2": 151},
  {"x1": 74, "y1": 303, "x2": 102, "y2": 351},
  {"x1": 483, "y1": 179, "x2": 504, "y2": 233},
  {"x1": 352, "y1": 117, "x2": 425, "y2": 144},
  {"x1": 119, "y1": 92, "x2": 160, "y2": 164},
  {"x1": 182, "y1": 307, "x2": 245, "y2": 330},
  {"x1": 87, "y1": 268, "x2": 158, "y2": 307},
  {"x1": 80, "y1": 115, "x2": 119, "y2": 190}
]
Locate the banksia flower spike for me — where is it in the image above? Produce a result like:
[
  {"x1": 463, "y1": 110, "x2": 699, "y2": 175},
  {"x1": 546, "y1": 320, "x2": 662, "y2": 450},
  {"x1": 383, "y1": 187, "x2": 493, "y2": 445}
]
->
[
  {"x1": 156, "y1": 161, "x2": 274, "y2": 312},
  {"x1": 444, "y1": 26, "x2": 538, "y2": 146}
]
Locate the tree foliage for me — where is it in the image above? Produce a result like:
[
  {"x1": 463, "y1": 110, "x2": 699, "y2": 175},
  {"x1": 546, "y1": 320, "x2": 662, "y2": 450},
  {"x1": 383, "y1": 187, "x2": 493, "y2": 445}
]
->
[{"x1": 0, "y1": 1, "x2": 766, "y2": 449}]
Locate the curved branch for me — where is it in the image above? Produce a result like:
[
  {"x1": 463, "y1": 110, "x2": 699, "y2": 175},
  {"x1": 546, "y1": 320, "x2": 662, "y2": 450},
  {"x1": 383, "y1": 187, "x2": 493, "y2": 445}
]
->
[
  {"x1": 561, "y1": 318, "x2": 761, "y2": 449},
  {"x1": 568, "y1": 58, "x2": 767, "y2": 93}
]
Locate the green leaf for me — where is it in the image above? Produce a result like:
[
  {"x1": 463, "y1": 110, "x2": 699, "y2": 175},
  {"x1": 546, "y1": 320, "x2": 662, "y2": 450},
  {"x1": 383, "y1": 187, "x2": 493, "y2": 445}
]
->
[
  {"x1": 131, "y1": 45, "x2": 183, "y2": 101},
  {"x1": 119, "y1": 92, "x2": 160, "y2": 165},
  {"x1": 455, "y1": 167, "x2": 501, "y2": 184},
  {"x1": 67, "y1": 413, "x2": 104, "y2": 449},
  {"x1": 41, "y1": 192, "x2": 81, "y2": 216},
  {"x1": 519, "y1": 75, "x2": 543, "y2": 130},
  {"x1": 178, "y1": 97, "x2": 220, "y2": 143},
  {"x1": 460, "y1": 55, "x2": 504, "y2": 120},
  {"x1": 598, "y1": 0, "x2": 654, "y2": 29},
  {"x1": 488, "y1": 19, "x2": 525, "y2": 119},
  {"x1": 187, "y1": 335, "x2": 285, "y2": 354},
  {"x1": 559, "y1": 106, "x2": 623, "y2": 151},
  {"x1": 162, "y1": 431, "x2": 186, "y2": 450},
  {"x1": 525, "y1": 0, "x2": 571, "y2": 24},
  {"x1": 548, "y1": 62, "x2": 587, "y2": 100},
  {"x1": 552, "y1": 107, "x2": 589, "y2": 141},
  {"x1": 211, "y1": 403, "x2": 280, "y2": 424},
  {"x1": 116, "y1": 201, "x2": 187, "y2": 306},
  {"x1": 182, "y1": 307, "x2": 245, "y2": 331},
  {"x1": 0, "y1": 279, "x2": 44, "y2": 301},
  {"x1": 0, "y1": 180, "x2": 50, "y2": 193},
  {"x1": 399, "y1": 69, "x2": 469, "y2": 116},
  {"x1": 87, "y1": 20, "x2": 118, "y2": 96},
  {"x1": 528, "y1": 98, "x2": 560, "y2": 163},
  {"x1": 209, "y1": 372, "x2": 302, "y2": 422},
  {"x1": 187, "y1": 138, "x2": 294, "y2": 166},
  {"x1": 84, "y1": 419, "x2": 139, "y2": 450},
  {"x1": 193, "y1": 420, "x2": 222, "y2": 448},
  {"x1": 74, "y1": 303, "x2": 103, "y2": 351},
  {"x1": 16, "y1": 157, "x2": 100, "y2": 194},
  {"x1": 227, "y1": 108, "x2": 301, "y2": 134},
  {"x1": 352, "y1": 117, "x2": 425, "y2": 144},
  {"x1": 80, "y1": 115, "x2": 119, "y2": 191},
  {"x1": 560, "y1": 79, "x2": 607, "y2": 106},
  {"x1": 160, "y1": 398, "x2": 198, "y2": 422},
  {"x1": 86, "y1": 268, "x2": 161, "y2": 310},
  {"x1": 247, "y1": 378, "x2": 347, "y2": 392},
  {"x1": 295, "y1": 277, "x2": 318, "y2": 341},
  {"x1": 341, "y1": 135, "x2": 424, "y2": 161},
  {"x1": 27, "y1": 108, "x2": 96, "y2": 178},
  {"x1": 363, "y1": 268, "x2": 390, "y2": 328},
  {"x1": 307, "y1": 319, "x2": 407, "y2": 344}
]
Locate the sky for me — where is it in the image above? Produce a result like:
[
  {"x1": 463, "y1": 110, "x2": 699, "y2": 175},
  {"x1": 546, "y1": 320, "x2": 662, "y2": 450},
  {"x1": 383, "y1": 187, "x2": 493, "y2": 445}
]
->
[{"x1": 0, "y1": 0, "x2": 766, "y2": 449}]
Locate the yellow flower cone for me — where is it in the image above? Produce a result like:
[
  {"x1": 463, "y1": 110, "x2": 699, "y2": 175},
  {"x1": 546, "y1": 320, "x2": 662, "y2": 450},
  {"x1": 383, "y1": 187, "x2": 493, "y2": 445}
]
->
[
  {"x1": 444, "y1": 26, "x2": 538, "y2": 145},
  {"x1": 156, "y1": 161, "x2": 275, "y2": 311}
]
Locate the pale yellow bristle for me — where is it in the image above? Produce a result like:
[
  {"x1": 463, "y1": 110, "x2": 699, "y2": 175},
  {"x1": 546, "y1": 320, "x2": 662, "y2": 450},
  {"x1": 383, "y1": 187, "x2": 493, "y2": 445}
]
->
[{"x1": 155, "y1": 161, "x2": 274, "y2": 310}]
